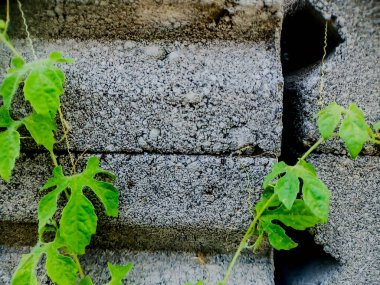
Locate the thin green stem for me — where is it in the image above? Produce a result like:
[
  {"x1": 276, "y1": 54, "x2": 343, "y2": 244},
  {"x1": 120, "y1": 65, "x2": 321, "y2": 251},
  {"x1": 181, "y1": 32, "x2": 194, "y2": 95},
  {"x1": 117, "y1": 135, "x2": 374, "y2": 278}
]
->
[
  {"x1": 300, "y1": 137, "x2": 325, "y2": 161},
  {"x1": 221, "y1": 194, "x2": 277, "y2": 285},
  {"x1": 72, "y1": 254, "x2": 85, "y2": 279},
  {"x1": 5, "y1": 0, "x2": 10, "y2": 31}
]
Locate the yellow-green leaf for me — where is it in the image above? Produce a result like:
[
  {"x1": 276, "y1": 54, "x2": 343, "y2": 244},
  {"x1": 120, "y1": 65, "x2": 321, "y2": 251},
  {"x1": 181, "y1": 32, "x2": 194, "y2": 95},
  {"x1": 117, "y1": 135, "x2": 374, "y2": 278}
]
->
[
  {"x1": 106, "y1": 262, "x2": 133, "y2": 285},
  {"x1": 316, "y1": 102, "x2": 344, "y2": 139},
  {"x1": 11, "y1": 246, "x2": 44, "y2": 285},
  {"x1": 0, "y1": 128, "x2": 20, "y2": 182},
  {"x1": 263, "y1": 222, "x2": 297, "y2": 250},
  {"x1": 274, "y1": 171, "x2": 299, "y2": 210},
  {"x1": 263, "y1": 161, "x2": 287, "y2": 189},
  {"x1": 302, "y1": 177, "x2": 330, "y2": 223},
  {"x1": 79, "y1": 276, "x2": 94, "y2": 285}
]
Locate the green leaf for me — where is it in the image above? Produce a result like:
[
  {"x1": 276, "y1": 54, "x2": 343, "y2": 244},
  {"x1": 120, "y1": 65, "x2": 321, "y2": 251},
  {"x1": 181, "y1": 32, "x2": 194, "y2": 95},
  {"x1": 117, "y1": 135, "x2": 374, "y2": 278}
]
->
[
  {"x1": 11, "y1": 245, "x2": 44, "y2": 285},
  {"x1": 85, "y1": 156, "x2": 116, "y2": 179},
  {"x1": 0, "y1": 128, "x2": 20, "y2": 182},
  {"x1": 302, "y1": 177, "x2": 330, "y2": 223},
  {"x1": 0, "y1": 70, "x2": 24, "y2": 110},
  {"x1": 23, "y1": 112, "x2": 57, "y2": 152},
  {"x1": 38, "y1": 186, "x2": 64, "y2": 234},
  {"x1": 106, "y1": 262, "x2": 133, "y2": 285},
  {"x1": 60, "y1": 190, "x2": 97, "y2": 254},
  {"x1": 183, "y1": 282, "x2": 204, "y2": 285},
  {"x1": 41, "y1": 166, "x2": 68, "y2": 191},
  {"x1": 274, "y1": 171, "x2": 299, "y2": 210},
  {"x1": 293, "y1": 160, "x2": 317, "y2": 178},
  {"x1": 23, "y1": 66, "x2": 64, "y2": 114},
  {"x1": 87, "y1": 180, "x2": 119, "y2": 217},
  {"x1": 0, "y1": 106, "x2": 13, "y2": 127},
  {"x1": 262, "y1": 200, "x2": 320, "y2": 230},
  {"x1": 316, "y1": 102, "x2": 344, "y2": 139},
  {"x1": 263, "y1": 222, "x2": 297, "y2": 250},
  {"x1": 49, "y1": 51, "x2": 75, "y2": 64},
  {"x1": 79, "y1": 276, "x2": 94, "y2": 285},
  {"x1": 255, "y1": 187, "x2": 281, "y2": 213},
  {"x1": 46, "y1": 245, "x2": 78, "y2": 285},
  {"x1": 339, "y1": 103, "x2": 370, "y2": 159},
  {"x1": 263, "y1": 161, "x2": 287, "y2": 189},
  {"x1": 11, "y1": 57, "x2": 25, "y2": 69},
  {"x1": 373, "y1": 121, "x2": 380, "y2": 131}
]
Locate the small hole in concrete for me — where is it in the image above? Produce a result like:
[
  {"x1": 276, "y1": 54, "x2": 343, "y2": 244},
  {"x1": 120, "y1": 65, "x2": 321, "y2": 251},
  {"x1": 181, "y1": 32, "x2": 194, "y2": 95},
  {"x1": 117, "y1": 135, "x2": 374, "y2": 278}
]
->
[{"x1": 281, "y1": 1, "x2": 344, "y2": 75}]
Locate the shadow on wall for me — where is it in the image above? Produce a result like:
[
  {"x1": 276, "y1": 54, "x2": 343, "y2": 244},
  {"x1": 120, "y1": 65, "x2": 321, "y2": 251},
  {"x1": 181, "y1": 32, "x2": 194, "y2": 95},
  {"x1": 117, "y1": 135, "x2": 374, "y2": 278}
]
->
[{"x1": 276, "y1": 1, "x2": 343, "y2": 284}]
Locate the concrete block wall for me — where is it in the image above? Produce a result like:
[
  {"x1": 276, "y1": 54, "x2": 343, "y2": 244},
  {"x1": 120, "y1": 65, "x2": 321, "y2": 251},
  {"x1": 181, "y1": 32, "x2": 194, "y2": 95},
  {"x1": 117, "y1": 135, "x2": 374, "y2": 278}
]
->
[{"x1": 0, "y1": 0, "x2": 379, "y2": 284}]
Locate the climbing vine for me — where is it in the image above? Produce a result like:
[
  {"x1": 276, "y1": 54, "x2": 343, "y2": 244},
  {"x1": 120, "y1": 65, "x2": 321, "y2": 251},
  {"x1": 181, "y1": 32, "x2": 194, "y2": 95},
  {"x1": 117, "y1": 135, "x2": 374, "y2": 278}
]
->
[
  {"x1": 0, "y1": 1, "x2": 132, "y2": 284},
  {"x1": 1, "y1": 2, "x2": 379, "y2": 285}
]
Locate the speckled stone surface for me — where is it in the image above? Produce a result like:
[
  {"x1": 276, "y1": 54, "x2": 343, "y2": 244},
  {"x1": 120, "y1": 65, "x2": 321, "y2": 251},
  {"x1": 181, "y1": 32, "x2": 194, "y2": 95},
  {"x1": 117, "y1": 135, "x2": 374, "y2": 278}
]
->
[
  {"x1": 285, "y1": 0, "x2": 380, "y2": 156},
  {"x1": 4, "y1": 0, "x2": 282, "y2": 41},
  {"x1": 0, "y1": 153, "x2": 275, "y2": 253},
  {"x1": 1, "y1": 39, "x2": 284, "y2": 155},
  {"x1": 0, "y1": 246, "x2": 274, "y2": 285},
  {"x1": 309, "y1": 154, "x2": 380, "y2": 285}
]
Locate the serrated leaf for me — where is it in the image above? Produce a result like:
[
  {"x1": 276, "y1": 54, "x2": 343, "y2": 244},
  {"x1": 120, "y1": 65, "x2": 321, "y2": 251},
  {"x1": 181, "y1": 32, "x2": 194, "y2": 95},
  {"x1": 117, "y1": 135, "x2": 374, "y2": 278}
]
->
[
  {"x1": 0, "y1": 70, "x2": 24, "y2": 110},
  {"x1": 106, "y1": 262, "x2": 133, "y2": 285},
  {"x1": 79, "y1": 276, "x2": 94, "y2": 285},
  {"x1": 38, "y1": 186, "x2": 64, "y2": 234},
  {"x1": 23, "y1": 112, "x2": 57, "y2": 152},
  {"x1": 262, "y1": 200, "x2": 320, "y2": 230},
  {"x1": 255, "y1": 187, "x2": 281, "y2": 213},
  {"x1": 263, "y1": 222, "x2": 297, "y2": 250},
  {"x1": 49, "y1": 51, "x2": 75, "y2": 64},
  {"x1": 339, "y1": 103, "x2": 370, "y2": 159},
  {"x1": 263, "y1": 161, "x2": 288, "y2": 189},
  {"x1": 373, "y1": 121, "x2": 380, "y2": 131},
  {"x1": 302, "y1": 177, "x2": 330, "y2": 223},
  {"x1": 23, "y1": 66, "x2": 64, "y2": 114},
  {"x1": 316, "y1": 102, "x2": 344, "y2": 139},
  {"x1": 11, "y1": 245, "x2": 44, "y2": 285},
  {"x1": 60, "y1": 189, "x2": 97, "y2": 254},
  {"x1": 0, "y1": 128, "x2": 20, "y2": 182},
  {"x1": 0, "y1": 106, "x2": 13, "y2": 127},
  {"x1": 46, "y1": 245, "x2": 78, "y2": 285},
  {"x1": 274, "y1": 171, "x2": 299, "y2": 210}
]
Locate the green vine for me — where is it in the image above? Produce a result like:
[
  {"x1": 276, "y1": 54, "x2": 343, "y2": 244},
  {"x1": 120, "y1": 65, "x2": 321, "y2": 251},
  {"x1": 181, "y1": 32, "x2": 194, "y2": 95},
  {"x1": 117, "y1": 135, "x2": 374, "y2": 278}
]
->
[
  {"x1": 0, "y1": 2, "x2": 132, "y2": 284},
  {"x1": 1, "y1": 3, "x2": 379, "y2": 285}
]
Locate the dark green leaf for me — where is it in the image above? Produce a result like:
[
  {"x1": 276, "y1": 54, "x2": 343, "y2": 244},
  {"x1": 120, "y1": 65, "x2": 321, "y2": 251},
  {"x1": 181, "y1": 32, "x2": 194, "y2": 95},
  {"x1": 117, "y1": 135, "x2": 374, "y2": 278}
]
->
[
  {"x1": 23, "y1": 66, "x2": 64, "y2": 114},
  {"x1": 339, "y1": 103, "x2": 370, "y2": 159},
  {"x1": 106, "y1": 262, "x2": 133, "y2": 285},
  {"x1": 264, "y1": 222, "x2": 297, "y2": 250},
  {"x1": 46, "y1": 245, "x2": 78, "y2": 285},
  {"x1": 11, "y1": 245, "x2": 44, "y2": 285},
  {"x1": 0, "y1": 128, "x2": 20, "y2": 182},
  {"x1": 0, "y1": 106, "x2": 13, "y2": 128},
  {"x1": 316, "y1": 102, "x2": 344, "y2": 139},
  {"x1": 274, "y1": 171, "x2": 299, "y2": 210},
  {"x1": 262, "y1": 200, "x2": 320, "y2": 230},
  {"x1": 302, "y1": 177, "x2": 330, "y2": 223},
  {"x1": 263, "y1": 161, "x2": 287, "y2": 189},
  {"x1": 23, "y1": 112, "x2": 57, "y2": 152},
  {"x1": 60, "y1": 190, "x2": 97, "y2": 254}
]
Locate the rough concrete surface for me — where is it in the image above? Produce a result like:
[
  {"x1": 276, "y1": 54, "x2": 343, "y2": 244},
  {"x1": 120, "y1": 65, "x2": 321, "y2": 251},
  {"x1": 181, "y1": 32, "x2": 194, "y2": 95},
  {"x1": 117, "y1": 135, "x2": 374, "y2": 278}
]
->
[
  {"x1": 4, "y1": 0, "x2": 282, "y2": 41},
  {"x1": 309, "y1": 154, "x2": 380, "y2": 284},
  {"x1": 0, "y1": 153, "x2": 275, "y2": 252},
  {"x1": 0, "y1": 39, "x2": 283, "y2": 155},
  {"x1": 0, "y1": 246, "x2": 274, "y2": 285},
  {"x1": 285, "y1": 0, "x2": 380, "y2": 156}
]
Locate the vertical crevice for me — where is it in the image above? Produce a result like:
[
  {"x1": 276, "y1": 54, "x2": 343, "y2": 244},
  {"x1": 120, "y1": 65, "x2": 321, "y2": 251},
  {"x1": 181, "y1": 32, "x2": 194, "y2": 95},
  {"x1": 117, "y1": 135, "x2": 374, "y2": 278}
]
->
[{"x1": 275, "y1": 1, "x2": 343, "y2": 284}]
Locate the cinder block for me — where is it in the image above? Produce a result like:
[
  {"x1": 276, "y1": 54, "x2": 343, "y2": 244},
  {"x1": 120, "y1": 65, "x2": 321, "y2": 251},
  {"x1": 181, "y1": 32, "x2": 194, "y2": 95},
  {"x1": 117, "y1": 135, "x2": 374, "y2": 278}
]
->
[
  {"x1": 309, "y1": 154, "x2": 380, "y2": 284},
  {"x1": 0, "y1": 246, "x2": 274, "y2": 285},
  {"x1": 1, "y1": 39, "x2": 284, "y2": 155},
  {"x1": 0, "y1": 153, "x2": 275, "y2": 253}
]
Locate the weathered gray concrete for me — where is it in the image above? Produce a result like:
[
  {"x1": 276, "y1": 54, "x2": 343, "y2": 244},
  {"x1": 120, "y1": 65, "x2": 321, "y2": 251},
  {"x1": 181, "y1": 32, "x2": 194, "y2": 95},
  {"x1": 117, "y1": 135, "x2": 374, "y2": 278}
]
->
[
  {"x1": 285, "y1": 0, "x2": 380, "y2": 156},
  {"x1": 0, "y1": 153, "x2": 275, "y2": 253},
  {"x1": 5, "y1": 0, "x2": 282, "y2": 41},
  {"x1": 1, "y1": 39, "x2": 284, "y2": 155},
  {"x1": 309, "y1": 154, "x2": 380, "y2": 284},
  {"x1": 0, "y1": 246, "x2": 274, "y2": 285}
]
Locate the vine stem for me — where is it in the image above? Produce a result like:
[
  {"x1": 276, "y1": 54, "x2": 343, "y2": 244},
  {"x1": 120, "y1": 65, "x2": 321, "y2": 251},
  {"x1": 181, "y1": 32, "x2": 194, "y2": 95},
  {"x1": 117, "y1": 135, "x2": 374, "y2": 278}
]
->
[
  {"x1": 73, "y1": 254, "x2": 85, "y2": 278},
  {"x1": 221, "y1": 194, "x2": 277, "y2": 285},
  {"x1": 300, "y1": 137, "x2": 325, "y2": 161}
]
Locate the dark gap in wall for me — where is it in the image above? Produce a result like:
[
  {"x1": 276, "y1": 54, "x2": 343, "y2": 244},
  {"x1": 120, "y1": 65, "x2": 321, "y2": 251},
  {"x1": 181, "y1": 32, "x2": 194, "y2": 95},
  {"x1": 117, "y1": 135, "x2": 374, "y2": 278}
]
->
[
  {"x1": 281, "y1": 1, "x2": 343, "y2": 75},
  {"x1": 276, "y1": 2, "x2": 342, "y2": 284}
]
